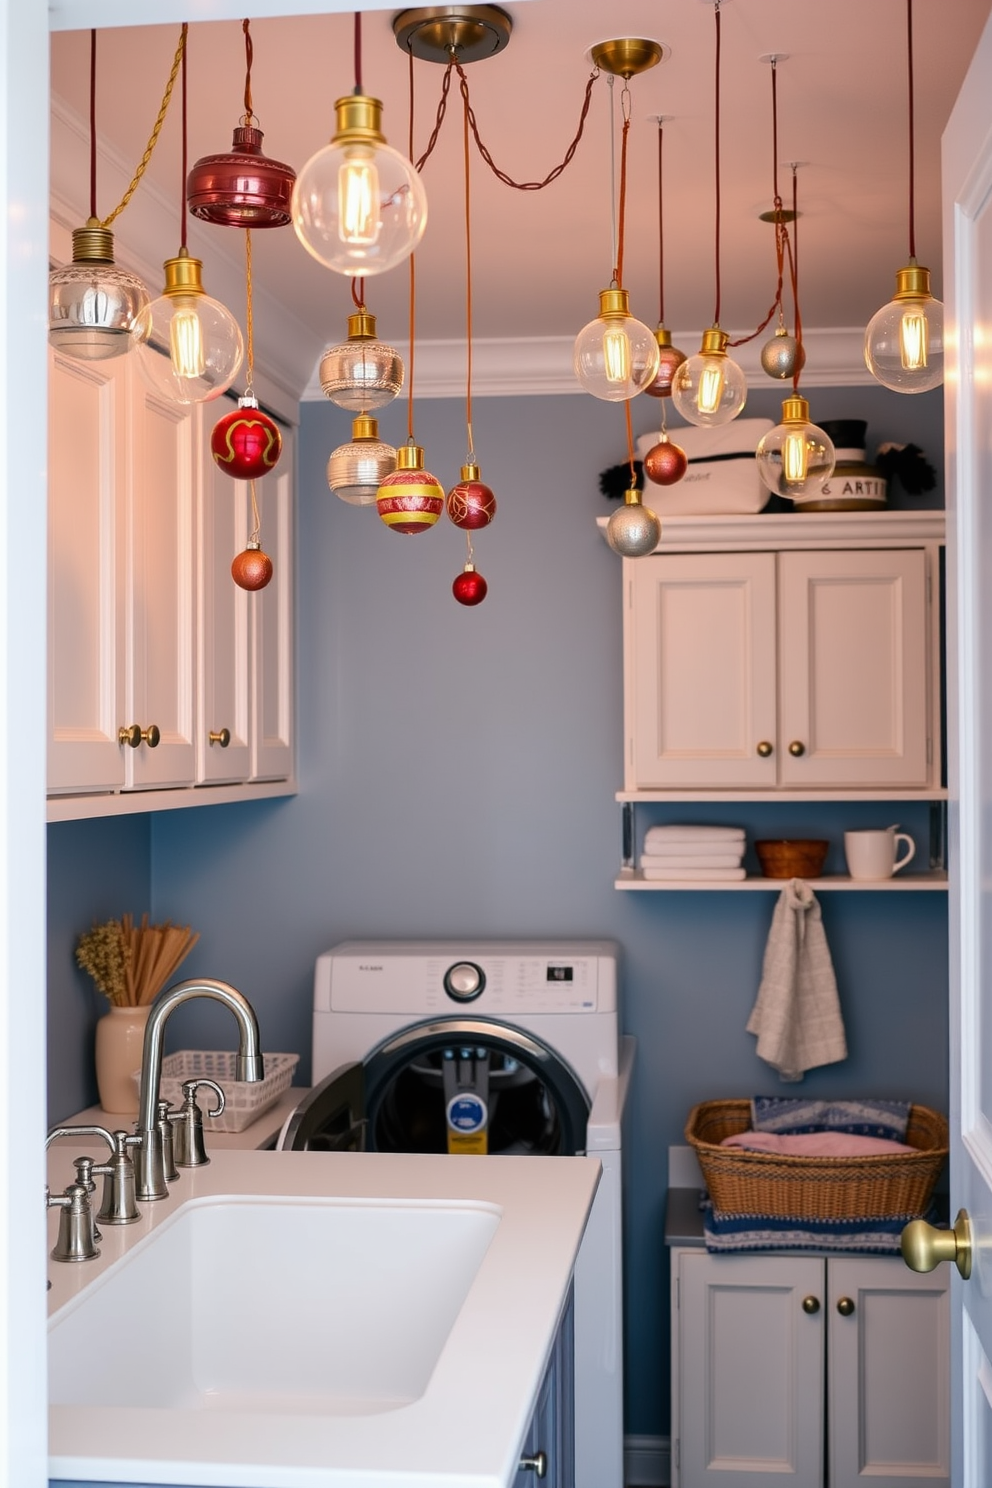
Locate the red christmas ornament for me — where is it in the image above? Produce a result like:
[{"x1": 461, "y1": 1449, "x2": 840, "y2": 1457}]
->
[
  {"x1": 452, "y1": 564, "x2": 488, "y2": 606},
  {"x1": 446, "y1": 462, "x2": 497, "y2": 531},
  {"x1": 211, "y1": 397, "x2": 282, "y2": 480},
  {"x1": 644, "y1": 435, "x2": 688, "y2": 486},
  {"x1": 643, "y1": 337, "x2": 687, "y2": 399},
  {"x1": 231, "y1": 542, "x2": 273, "y2": 590},
  {"x1": 376, "y1": 443, "x2": 444, "y2": 535}
]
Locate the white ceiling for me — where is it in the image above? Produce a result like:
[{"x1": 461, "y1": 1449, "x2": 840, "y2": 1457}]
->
[{"x1": 50, "y1": 0, "x2": 992, "y2": 403}]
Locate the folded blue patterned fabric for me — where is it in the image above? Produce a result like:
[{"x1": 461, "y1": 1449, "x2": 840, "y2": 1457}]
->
[
  {"x1": 750, "y1": 1096, "x2": 911, "y2": 1141},
  {"x1": 702, "y1": 1199, "x2": 938, "y2": 1254}
]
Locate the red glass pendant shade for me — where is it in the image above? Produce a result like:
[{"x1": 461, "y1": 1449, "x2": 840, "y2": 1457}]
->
[{"x1": 187, "y1": 126, "x2": 296, "y2": 228}]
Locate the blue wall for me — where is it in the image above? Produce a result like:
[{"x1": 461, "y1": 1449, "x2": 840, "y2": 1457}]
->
[{"x1": 46, "y1": 381, "x2": 948, "y2": 1438}]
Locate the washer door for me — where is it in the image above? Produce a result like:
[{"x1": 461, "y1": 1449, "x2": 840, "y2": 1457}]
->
[{"x1": 365, "y1": 1018, "x2": 590, "y2": 1157}]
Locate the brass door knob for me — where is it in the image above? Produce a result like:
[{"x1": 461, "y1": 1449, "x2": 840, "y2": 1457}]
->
[
  {"x1": 788, "y1": 740, "x2": 806, "y2": 757},
  {"x1": 836, "y1": 1297, "x2": 855, "y2": 1316},
  {"x1": 118, "y1": 724, "x2": 161, "y2": 749},
  {"x1": 902, "y1": 1208, "x2": 972, "y2": 1280},
  {"x1": 801, "y1": 1295, "x2": 820, "y2": 1314},
  {"x1": 756, "y1": 741, "x2": 774, "y2": 757},
  {"x1": 208, "y1": 728, "x2": 231, "y2": 748}
]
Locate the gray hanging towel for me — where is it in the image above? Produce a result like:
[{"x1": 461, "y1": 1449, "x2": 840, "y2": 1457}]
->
[{"x1": 746, "y1": 878, "x2": 848, "y2": 1083}]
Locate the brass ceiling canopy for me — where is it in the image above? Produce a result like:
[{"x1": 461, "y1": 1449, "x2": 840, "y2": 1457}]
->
[
  {"x1": 759, "y1": 208, "x2": 798, "y2": 224},
  {"x1": 588, "y1": 37, "x2": 668, "y2": 77},
  {"x1": 393, "y1": 5, "x2": 512, "y2": 64}
]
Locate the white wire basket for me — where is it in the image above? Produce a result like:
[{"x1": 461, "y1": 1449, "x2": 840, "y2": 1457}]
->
[{"x1": 131, "y1": 1050, "x2": 300, "y2": 1133}]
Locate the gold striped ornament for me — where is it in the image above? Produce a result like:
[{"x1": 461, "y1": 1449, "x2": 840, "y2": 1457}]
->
[{"x1": 376, "y1": 443, "x2": 444, "y2": 534}]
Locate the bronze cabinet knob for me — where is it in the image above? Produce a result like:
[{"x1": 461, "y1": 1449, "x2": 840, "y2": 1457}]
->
[
  {"x1": 756, "y1": 741, "x2": 774, "y2": 757},
  {"x1": 788, "y1": 740, "x2": 806, "y2": 757},
  {"x1": 801, "y1": 1295, "x2": 820, "y2": 1314},
  {"x1": 836, "y1": 1297, "x2": 855, "y2": 1316},
  {"x1": 208, "y1": 728, "x2": 232, "y2": 748},
  {"x1": 119, "y1": 724, "x2": 160, "y2": 749}
]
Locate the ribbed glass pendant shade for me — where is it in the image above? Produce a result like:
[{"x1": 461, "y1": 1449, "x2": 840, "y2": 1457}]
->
[
  {"x1": 319, "y1": 311, "x2": 404, "y2": 411},
  {"x1": 327, "y1": 415, "x2": 397, "y2": 506},
  {"x1": 49, "y1": 221, "x2": 149, "y2": 361}
]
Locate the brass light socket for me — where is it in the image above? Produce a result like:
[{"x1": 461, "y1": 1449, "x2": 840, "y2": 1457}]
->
[
  {"x1": 781, "y1": 395, "x2": 810, "y2": 425},
  {"x1": 162, "y1": 247, "x2": 205, "y2": 298},
  {"x1": 623, "y1": 488, "x2": 644, "y2": 506},
  {"x1": 396, "y1": 443, "x2": 425, "y2": 471},
  {"x1": 352, "y1": 415, "x2": 381, "y2": 441},
  {"x1": 347, "y1": 311, "x2": 378, "y2": 340},
  {"x1": 71, "y1": 218, "x2": 116, "y2": 264},
  {"x1": 589, "y1": 38, "x2": 666, "y2": 78},
  {"x1": 333, "y1": 95, "x2": 386, "y2": 147},
  {"x1": 598, "y1": 287, "x2": 631, "y2": 320},
  {"x1": 699, "y1": 326, "x2": 730, "y2": 356},
  {"x1": 893, "y1": 263, "x2": 934, "y2": 300},
  {"x1": 460, "y1": 462, "x2": 481, "y2": 481}
]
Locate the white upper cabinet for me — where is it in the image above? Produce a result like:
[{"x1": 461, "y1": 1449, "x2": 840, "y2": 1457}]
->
[{"x1": 622, "y1": 515, "x2": 942, "y2": 798}]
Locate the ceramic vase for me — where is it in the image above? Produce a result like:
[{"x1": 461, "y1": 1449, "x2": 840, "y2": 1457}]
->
[{"x1": 94, "y1": 1004, "x2": 150, "y2": 1115}]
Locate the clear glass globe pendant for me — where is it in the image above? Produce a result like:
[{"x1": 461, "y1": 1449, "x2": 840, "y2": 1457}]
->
[
  {"x1": 327, "y1": 414, "x2": 397, "y2": 506},
  {"x1": 131, "y1": 247, "x2": 244, "y2": 405},
  {"x1": 49, "y1": 221, "x2": 149, "y2": 362},
  {"x1": 864, "y1": 263, "x2": 944, "y2": 394},
  {"x1": 319, "y1": 310, "x2": 404, "y2": 411},
  {"x1": 755, "y1": 395, "x2": 836, "y2": 499},
  {"x1": 573, "y1": 289, "x2": 661, "y2": 402},
  {"x1": 671, "y1": 326, "x2": 747, "y2": 427},
  {"x1": 292, "y1": 95, "x2": 427, "y2": 276}
]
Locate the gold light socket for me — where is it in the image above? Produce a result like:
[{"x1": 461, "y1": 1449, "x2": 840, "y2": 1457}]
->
[
  {"x1": 654, "y1": 326, "x2": 674, "y2": 348},
  {"x1": 352, "y1": 415, "x2": 380, "y2": 440},
  {"x1": 700, "y1": 326, "x2": 730, "y2": 356},
  {"x1": 347, "y1": 311, "x2": 379, "y2": 340},
  {"x1": 162, "y1": 247, "x2": 205, "y2": 298},
  {"x1": 333, "y1": 95, "x2": 387, "y2": 147},
  {"x1": 396, "y1": 443, "x2": 425, "y2": 471},
  {"x1": 623, "y1": 488, "x2": 644, "y2": 506},
  {"x1": 781, "y1": 395, "x2": 810, "y2": 425},
  {"x1": 460, "y1": 462, "x2": 481, "y2": 481},
  {"x1": 893, "y1": 263, "x2": 934, "y2": 300},
  {"x1": 589, "y1": 38, "x2": 665, "y2": 77},
  {"x1": 599, "y1": 287, "x2": 631, "y2": 319},
  {"x1": 71, "y1": 218, "x2": 115, "y2": 264}
]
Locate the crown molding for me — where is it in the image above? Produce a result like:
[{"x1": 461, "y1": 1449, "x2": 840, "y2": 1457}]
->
[{"x1": 301, "y1": 326, "x2": 876, "y2": 403}]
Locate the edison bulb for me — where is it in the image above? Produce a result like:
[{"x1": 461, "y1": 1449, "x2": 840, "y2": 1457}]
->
[
  {"x1": 293, "y1": 96, "x2": 427, "y2": 276},
  {"x1": 573, "y1": 289, "x2": 660, "y2": 402},
  {"x1": 864, "y1": 264, "x2": 944, "y2": 393},
  {"x1": 671, "y1": 326, "x2": 748, "y2": 427},
  {"x1": 755, "y1": 396, "x2": 836, "y2": 499},
  {"x1": 131, "y1": 250, "x2": 243, "y2": 405}
]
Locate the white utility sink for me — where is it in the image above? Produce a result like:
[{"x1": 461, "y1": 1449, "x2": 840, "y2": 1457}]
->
[
  {"x1": 50, "y1": 1195, "x2": 500, "y2": 1417},
  {"x1": 47, "y1": 1149, "x2": 599, "y2": 1488}
]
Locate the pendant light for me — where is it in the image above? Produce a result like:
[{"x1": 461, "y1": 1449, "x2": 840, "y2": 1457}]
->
[
  {"x1": 319, "y1": 283, "x2": 404, "y2": 411},
  {"x1": 48, "y1": 29, "x2": 174, "y2": 361},
  {"x1": 643, "y1": 119, "x2": 686, "y2": 399},
  {"x1": 132, "y1": 29, "x2": 244, "y2": 405},
  {"x1": 671, "y1": 2, "x2": 747, "y2": 427},
  {"x1": 327, "y1": 414, "x2": 397, "y2": 506},
  {"x1": 573, "y1": 44, "x2": 663, "y2": 402},
  {"x1": 864, "y1": 0, "x2": 943, "y2": 392},
  {"x1": 293, "y1": 12, "x2": 427, "y2": 277},
  {"x1": 606, "y1": 401, "x2": 661, "y2": 558},
  {"x1": 755, "y1": 169, "x2": 835, "y2": 500},
  {"x1": 187, "y1": 20, "x2": 296, "y2": 228}
]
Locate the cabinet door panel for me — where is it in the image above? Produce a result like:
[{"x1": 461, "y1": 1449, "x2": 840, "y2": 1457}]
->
[
  {"x1": 778, "y1": 549, "x2": 930, "y2": 787},
  {"x1": 197, "y1": 444, "x2": 251, "y2": 784},
  {"x1": 629, "y1": 553, "x2": 777, "y2": 788},
  {"x1": 250, "y1": 450, "x2": 294, "y2": 782},
  {"x1": 47, "y1": 351, "x2": 125, "y2": 793},
  {"x1": 679, "y1": 1251, "x2": 823, "y2": 1487},
  {"x1": 126, "y1": 382, "x2": 196, "y2": 789},
  {"x1": 827, "y1": 1257, "x2": 949, "y2": 1488}
]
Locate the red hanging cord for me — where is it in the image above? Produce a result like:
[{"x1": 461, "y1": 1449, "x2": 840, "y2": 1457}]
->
[
  {"x1": 463, "y1": 81, "x2": 474, "y2": 459},
  {"x1": 89, "y1": 29, "x2": 98, "y2": 219},
  {"x1": 179, "y1": 24, "x2": 188, "y2": 249},
  {"x1": 407, "y1": 48, "x2": 416, "y2": 443},
  {"x1": 354, "y1": 10, "x2": 363, "y2": 95},
  {"x1": 713, "y1": 0, "x2": 722, "y2": 326},
  {"x1": 242, "y1": 19, "x2": 254, "y2": 122},
  {"x1": 907, "y1": 0, "x2": 916, "y2": 259},
  {"x1": 656, "y1": 122, "x2": 665, "y2": 324},
  {"x1": 612, "y1": 101, "x2": 631, "y2": 290},
  {"x1": 790, "y1": 167, "x2": 803, "y2": 392}
]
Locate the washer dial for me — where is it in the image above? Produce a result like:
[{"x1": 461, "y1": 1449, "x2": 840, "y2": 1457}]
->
[{"x1": 444, "y1": 961, "x2": 486, "y2": 1002}]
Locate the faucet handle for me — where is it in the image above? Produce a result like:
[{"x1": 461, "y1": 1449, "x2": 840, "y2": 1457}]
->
[
  {"x1": 95, "y1": 1131, "x2": 142, "y2": 1226},
  {"x1": 47, "y1": 1181, "x2": 100, "y2": 1263},
  {"x1": 173, "y1": 1079, "x2": 225, "y2": 1168}
]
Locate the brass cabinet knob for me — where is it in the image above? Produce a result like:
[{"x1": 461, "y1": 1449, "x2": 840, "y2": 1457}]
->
[
  {"x1": 801, "y1": 1295, "x2": 820, "y2": 1314},
  {"x1": 208, "y1": 728, "x2": 232, "y2": 748},
  {"x1": 836, "y1": 1297, "x2": 855, "y2": 1316},
  {"x1": 788, "y1": 740, "x2": 806, "y2": 757},
  {"x1": 902, "y1": 1208, "x2": 973, "y2": 1280},
  {"x1": 519, "y1": 1453, "x2": 547, "y2": 1479},
  {"x1": 118, "y1": 724, "x2": 161, "y2": 749},
  {"x1": 756, "y1": 741, "x2": 774, "y2": 757}
]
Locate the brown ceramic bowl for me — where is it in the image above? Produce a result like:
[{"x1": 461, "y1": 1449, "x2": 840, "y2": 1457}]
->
[{"x1": 754, "y1": 838, "x2": 829, "y2": 879}]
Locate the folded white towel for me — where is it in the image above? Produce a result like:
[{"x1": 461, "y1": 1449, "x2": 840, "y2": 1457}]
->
[
  {"x1": 642, "y1": 839, "x2": 746, "y2": 858},
  {"x1": 639, "y1": 853, "x2": 744, "y2": 869},
  {"x1": 641, "y1": 866, "x2": 747, "y2": 881},
  {"x1": 746, "y1": 879, "x2": 848, "y2": 1083},
  {"x1": 644, "y1": 825, "x2": 745, "y2": 849}
]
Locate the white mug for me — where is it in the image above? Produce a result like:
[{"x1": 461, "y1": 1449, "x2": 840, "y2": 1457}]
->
[{"x1": 844, "y1": 826, "x2": 916, "y2": 880}]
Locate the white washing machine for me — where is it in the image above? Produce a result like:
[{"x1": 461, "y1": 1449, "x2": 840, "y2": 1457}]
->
[{"x1": 278, "y1": 940, "x2": 633, "y2": 1488}]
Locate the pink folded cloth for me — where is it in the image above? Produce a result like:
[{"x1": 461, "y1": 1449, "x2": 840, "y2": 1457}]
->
[{"x1": 721, "y1": 1130, "x2": 914, "y2": 1157}]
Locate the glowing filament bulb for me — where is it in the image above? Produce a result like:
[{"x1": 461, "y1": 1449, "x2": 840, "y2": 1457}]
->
[
  {"x1": 603, "y1": 326, "x2": 632, "y2": 385},
  {"x1": 900, "y1": 309, "x2": 928, "y2": 370},
  {"x1": 339, "y1": 150, "x2": 380, "y2": 246},
  {"x1": 697, "y1": 359, "x2": 726, "y2": 415},
  {"x1": 782, "y1": 428, "x2": 810, "y2": 485},
  {"x1": 169, "y1": 303, "x2": 205, "y2": 378}
]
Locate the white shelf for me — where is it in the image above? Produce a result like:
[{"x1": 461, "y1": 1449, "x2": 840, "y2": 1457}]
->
[
  {"x1": 616, "y1": 788, "x2": 948, "y2": 803},
  {"x1": 615, "y1": 869, "x2": 949, "y2": 891}
]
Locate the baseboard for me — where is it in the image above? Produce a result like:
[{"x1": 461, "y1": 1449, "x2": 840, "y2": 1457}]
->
[{"x1": 624, "y1": 1434, "x2": 670, "y2": 1486}]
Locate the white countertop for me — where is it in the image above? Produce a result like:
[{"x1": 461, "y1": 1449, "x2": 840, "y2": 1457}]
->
[{"x1": 47, "y1": 1147, "x2": 600, "y2": 1488}]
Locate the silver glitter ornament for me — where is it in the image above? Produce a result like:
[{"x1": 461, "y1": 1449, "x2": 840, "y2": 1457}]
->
[
  {"x1": 761, "y1": 325, "x2": 806, "y2": 380},
  {"x1": 606, "y1": 491, "x2": 661, "y2": 557}
]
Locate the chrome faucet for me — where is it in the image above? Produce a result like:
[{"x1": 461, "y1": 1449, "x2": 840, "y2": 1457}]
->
[{"x1": 134, "y1": 978, "x2": 264, "y2": 1201}]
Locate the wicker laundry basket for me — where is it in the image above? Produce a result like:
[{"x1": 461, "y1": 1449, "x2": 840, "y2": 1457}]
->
[{"x1": 685, "y1": 1098, "x2": 948, "y2": 1221}]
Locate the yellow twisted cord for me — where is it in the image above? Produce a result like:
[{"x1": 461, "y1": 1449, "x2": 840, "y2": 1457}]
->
[
  {"x1": 244, "y1": 228, "x2": 254, "y2": 394},
  {"x1": 99, "y1": 25, "x2": 187, "y2": 229}
]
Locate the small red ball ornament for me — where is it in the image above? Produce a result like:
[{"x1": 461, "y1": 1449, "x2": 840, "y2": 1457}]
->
[
  {"x1": 446, "y1": 462, "x2": 497, "y2": 530},
  {"x1": 231, "y1": 542, "x2": 273, "y2": 590},
  {"x1": 642, "y1": 328, "x2": 687, "y2": 399},
  {"x1": 211, "y1": 397, "x2": 282, "y2": 480},
  {"x1": 452, "y1": 564, "x2": 488, "y2": 606},
  {"x1": 644, "y1": 435, "x2": 688, "y2": 486},
  {"x1": 376, "y1": 443, "x2": 444, "y2": 534}
]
